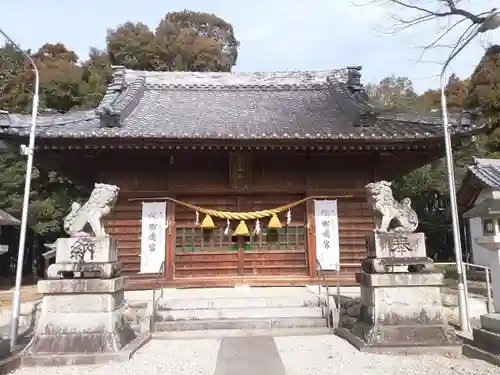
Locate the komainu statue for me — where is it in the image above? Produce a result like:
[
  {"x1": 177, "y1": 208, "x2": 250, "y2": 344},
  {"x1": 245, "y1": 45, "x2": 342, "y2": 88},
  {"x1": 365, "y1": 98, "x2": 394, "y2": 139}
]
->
[
  {"x1": 365, "y1": 180, "x2": 418, "y2": 233},
  {"x1": 63, "y1": 183, "x2": 120, "y2": 237}
]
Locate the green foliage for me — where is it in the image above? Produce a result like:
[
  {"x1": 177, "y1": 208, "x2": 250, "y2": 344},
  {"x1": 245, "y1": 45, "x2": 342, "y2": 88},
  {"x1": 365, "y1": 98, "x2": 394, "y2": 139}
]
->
[
  {"x1": 107, "y1": 11, "x2": 239, "y2": 72},
  {"x1": 0, "y1": 43, "x2": 34, "y2": 113},
  {"x1": 468, "y1": 45, "x2": 500, "y2": 124},
  {"x1": 0, "y1": 151, "x2": 89, "y2": 238}
]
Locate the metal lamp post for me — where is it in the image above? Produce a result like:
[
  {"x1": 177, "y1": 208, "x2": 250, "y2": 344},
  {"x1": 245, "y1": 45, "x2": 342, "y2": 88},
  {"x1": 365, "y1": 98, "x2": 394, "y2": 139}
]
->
[
  {"x1": 440, "y1": 9, "x2": 500, "y2": 332},
  {"x1": 0, "y1": 28, "x2": 40, "y2": 351}
]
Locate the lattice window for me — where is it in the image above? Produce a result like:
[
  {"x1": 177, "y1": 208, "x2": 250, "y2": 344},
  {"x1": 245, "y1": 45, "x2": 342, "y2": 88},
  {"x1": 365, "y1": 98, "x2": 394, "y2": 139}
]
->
[
  {"x1": 175, "y1": 225, "x2": 306, "y2": 253},
  {"x1": 248, "y1": 226, "x2": 306, "y2": 251},
  {"x1": 175, "y1": 228, "x2": 232, "y2": 253}
]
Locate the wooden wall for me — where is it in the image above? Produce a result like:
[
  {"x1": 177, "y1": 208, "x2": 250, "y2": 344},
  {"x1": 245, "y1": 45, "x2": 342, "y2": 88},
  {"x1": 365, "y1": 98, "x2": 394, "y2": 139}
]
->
[{"x1": 77, "y1": 149, "x2": 376, "y2": 288}]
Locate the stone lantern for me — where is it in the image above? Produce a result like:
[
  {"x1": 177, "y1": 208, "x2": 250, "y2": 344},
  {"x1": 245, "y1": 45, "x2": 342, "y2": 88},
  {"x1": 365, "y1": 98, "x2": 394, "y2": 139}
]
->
[{"x1": 463, "y1": 198, "x2": 500, "y2": 363}]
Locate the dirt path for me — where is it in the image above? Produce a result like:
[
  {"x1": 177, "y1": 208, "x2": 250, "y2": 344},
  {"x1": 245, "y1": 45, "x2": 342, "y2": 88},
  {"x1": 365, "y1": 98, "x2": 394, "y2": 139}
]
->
[{"x1": 0, "y1": 285, "x2": 39, "y2": 309}]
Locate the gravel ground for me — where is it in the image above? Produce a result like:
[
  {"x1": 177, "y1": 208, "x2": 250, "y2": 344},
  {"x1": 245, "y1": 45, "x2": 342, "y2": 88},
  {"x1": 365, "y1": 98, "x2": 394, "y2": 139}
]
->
[
  {"x1": 10, "y1": 335, "x2": 500, "y2": 375},
  {"x1": 275, "y1": 335, "x2": 499, "y2": 375},
  {"x1": 12, "y1": 339, "x2": 221, "y2": 375}
]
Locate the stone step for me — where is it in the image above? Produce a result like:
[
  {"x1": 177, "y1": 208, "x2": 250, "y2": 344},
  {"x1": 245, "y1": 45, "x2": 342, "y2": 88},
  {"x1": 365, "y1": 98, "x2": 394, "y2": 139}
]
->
[
  {"x1": 155, "y1": 317, "x2": 327, "y2": 332},
  {"x1": 463, "y1": 344, "x2": 500, "y2": 367},
  {"x1": 157, "y1": 295, "x2": 320, "y2": 311},
  {"x1": 470, "y1": 328, "x2": 500, "y2": 355},
  {"x1": 152, "y1": 326, "x2": 332, "y2": 340},
  {"x1": 156, "y1": 306, "x2": 324, "y2": 321}
]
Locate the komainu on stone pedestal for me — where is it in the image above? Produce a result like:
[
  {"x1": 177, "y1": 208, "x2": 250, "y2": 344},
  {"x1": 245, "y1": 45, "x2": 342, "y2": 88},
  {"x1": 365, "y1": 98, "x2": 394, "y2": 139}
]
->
[
  {"x1": 24, "y1": 183, "x2": 151, "y2": 367},
  {"x1": 362, "y1": 180, "x2": 435, "y2": 273},
  {"x1": 46, "y1": 183, "x2": 122, "y2": 279},
  {"x1": 335, "y1": 180, "x2": 460, "y2": 356}
]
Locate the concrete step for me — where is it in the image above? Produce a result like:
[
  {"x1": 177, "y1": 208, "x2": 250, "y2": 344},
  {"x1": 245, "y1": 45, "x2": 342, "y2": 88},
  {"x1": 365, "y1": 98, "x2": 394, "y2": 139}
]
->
[
  {"x1": 463, "y1": 344, "x2": 500, "y2": 367},
  {"x1": 152, "y1": 326, "x2": 332, "y2": 340},
  {"x1": 155, "y1": 317, "x2": 327, "y2": 331},
  {"x1": 157, "y1": 295, "x2": 320, "y2": 310},
  {"x1": 156, "y1": 306, "x2": 324, "y2": 321},
  {"x1": 469, "y1": 328, "x2": 500, "y2": 355}
]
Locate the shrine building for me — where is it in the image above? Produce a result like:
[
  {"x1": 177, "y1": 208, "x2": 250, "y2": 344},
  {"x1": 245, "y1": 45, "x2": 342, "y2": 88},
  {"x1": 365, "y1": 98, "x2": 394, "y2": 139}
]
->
[{"x1": 0, "y1": 66, "x2": 481, "y2": 289}]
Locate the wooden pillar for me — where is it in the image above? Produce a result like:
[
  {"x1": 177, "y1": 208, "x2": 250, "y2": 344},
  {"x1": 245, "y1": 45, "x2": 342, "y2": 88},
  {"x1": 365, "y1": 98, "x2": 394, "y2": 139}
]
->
[
  {"x1": 237, "y1": 236, "x2": 245, "y2": 277},
  {"x1": 165, "y1": 153, "x2": 176, "y2": 280},
  {"x1": 306, "y1": 199, "x2": 317, "y2": 278},
  {"x1": 305, "y1": 152, "x2": 317, "y2": 278},
  {"x1": 165, "y1": 200, "x2": 175, "y2": 280}
]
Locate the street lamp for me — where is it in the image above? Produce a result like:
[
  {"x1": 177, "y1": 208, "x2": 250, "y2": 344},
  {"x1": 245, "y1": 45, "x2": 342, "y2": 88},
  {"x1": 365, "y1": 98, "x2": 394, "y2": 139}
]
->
[
  {"x1": 0, "y1": 28, "x2": 40, "y2": 351},
  {"x1": 440, "y1": 9, "x2": 500, "y2": 332}
]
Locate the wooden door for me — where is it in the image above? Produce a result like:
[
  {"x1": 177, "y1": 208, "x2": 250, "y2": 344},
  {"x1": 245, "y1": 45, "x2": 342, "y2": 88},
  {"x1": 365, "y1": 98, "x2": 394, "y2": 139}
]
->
[
  {"x1": 173, "y1": 196, "x2": 240, "y2": 279},
  {"x1": 239, "y1": 194, "x2": 309, "y2": 277}
]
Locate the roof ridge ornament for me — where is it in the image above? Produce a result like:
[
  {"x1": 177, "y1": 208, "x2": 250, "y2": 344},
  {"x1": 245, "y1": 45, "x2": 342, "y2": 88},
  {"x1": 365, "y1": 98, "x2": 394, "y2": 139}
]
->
[
  {"x1": 458, "y1": 110, "x2": 473, "y2": 128},
  {"x1": 347, "y1": 66, "x2": 363, "y2": 92},
  {"x1": 95, "y1": 66, "x2": 145, "y2": 128}
]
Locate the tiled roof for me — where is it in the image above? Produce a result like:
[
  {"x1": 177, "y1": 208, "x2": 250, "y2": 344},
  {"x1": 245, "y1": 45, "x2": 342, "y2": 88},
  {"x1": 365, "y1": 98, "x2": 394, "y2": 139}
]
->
[
  {"x1": 468, "y1": 158, "x2": 500, "y2": 188},
  {"x1": 0, "y1": 66, "x2": 483, "y2": 141}
]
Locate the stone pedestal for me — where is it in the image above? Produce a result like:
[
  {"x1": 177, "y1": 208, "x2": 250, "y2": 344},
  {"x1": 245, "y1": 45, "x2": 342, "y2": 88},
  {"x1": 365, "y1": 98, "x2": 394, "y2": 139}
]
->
[
  {"x1": 22, "y1": 277, "x2": 150, "y2": 366},
  {"x1": 362, "y1": 232, "x2": 435, "y2": 273},
  {"x1": 46, "y1": 235, "x2": 121, "y2": 279},
  {"x1": 336, "y1": 232, "x2": 460, "y2": 356}
]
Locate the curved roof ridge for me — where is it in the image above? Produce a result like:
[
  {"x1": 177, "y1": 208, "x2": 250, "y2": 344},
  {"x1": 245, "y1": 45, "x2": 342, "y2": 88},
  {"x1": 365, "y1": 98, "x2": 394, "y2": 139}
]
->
[{"x1": 123, "y1": 68, "x2": 350, "y2": 88}]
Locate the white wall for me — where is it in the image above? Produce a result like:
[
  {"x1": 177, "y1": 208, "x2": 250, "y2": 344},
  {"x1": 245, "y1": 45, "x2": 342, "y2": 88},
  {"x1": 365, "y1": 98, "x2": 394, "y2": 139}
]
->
[
  {"x1": 467, "y1": 187, "x2": 498, "y2": 266},
  {"x1": 468, "y1": 217, "x2": 490, "y2": 267}
]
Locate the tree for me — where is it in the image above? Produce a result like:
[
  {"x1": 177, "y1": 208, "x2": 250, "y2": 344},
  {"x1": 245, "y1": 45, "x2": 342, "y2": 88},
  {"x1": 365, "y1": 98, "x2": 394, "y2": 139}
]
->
[
  {"x1": 80, "y1": 48, "x2": 113, "y2": 108},
  {"x1": 0, "y1": 43, "x2": 34, "y2": 113},
  {"x1": 468, "y1": 45, "x2": 500, "y2": 122},
  {"x1": 106, "y1": 22, "x2": 161, "y2": 71},
  {"x1": 107, "y1": 11, "x2": 240, "y2": 72},
  {"x1": 155, "y1": 11, "x2": 239, "y2": 72},
  {"x1": 415, "y1": 74, "x2": 469, "y2": 113},
  {"x1": 366, "y1": 75, "x2": 418, "y2": 110},
  {"x1": 34, "y1": 43, "x2": 88, "y2": 112}
]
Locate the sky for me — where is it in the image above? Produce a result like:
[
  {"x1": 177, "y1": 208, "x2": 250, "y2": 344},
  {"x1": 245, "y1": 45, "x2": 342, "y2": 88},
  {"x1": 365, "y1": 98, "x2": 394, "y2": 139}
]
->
[{"x1": 0, "y1": 0, "x2": 498, "y2": 93}]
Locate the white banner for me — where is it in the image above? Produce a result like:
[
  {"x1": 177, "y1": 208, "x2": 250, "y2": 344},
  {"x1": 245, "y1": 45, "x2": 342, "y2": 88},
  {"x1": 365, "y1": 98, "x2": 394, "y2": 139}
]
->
[
  {"x1": 314, "y1": 200, "x2": 340, "y2": 271},
  {"x1": 140, "y1": 201, "x2": 167, "y2": 274}
]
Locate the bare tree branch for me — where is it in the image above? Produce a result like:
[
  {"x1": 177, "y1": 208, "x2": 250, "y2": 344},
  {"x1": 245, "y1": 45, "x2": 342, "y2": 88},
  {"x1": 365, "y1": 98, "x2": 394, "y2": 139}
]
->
[
  {"x1": 415, "y1": 16, "x2": 469, "y2": 63},
  {"x1": 355, "y1": 0, "x2": 496, "y2": 61}
]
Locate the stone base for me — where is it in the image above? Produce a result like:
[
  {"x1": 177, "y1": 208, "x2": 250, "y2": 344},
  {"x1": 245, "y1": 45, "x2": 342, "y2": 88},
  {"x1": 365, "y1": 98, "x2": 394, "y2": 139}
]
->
[
  {"x1": 335, "y1": 327, "x2": 461, "y2": 356},
  {"x1": 26, "y1": 277, "x2": 147, "y2": 366},
  {"x1": 366, "y1": 232, "x2": 427, "y2": 259},
  {"x1": 336, "y1": 271, "x2": 461, "y2": 355},
  {"x1": 463, "y1": 313, "x2": 500, "y2": 366},
  {"x1": 361, "y1": 257, "x2": 435, "y2": 274},
  {"x1": 46, "y1": 261, "x2": 122, "y2": 279},
  {"x1": 22, "y1": 332, "x2": 151, "y2": 367}
]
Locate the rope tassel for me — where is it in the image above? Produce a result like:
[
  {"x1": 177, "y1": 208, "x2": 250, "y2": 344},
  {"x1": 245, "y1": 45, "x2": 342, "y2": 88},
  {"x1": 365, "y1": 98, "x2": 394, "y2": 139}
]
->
[{"x1": 234, "y1": 220, "x2": 249, "y2": 236}]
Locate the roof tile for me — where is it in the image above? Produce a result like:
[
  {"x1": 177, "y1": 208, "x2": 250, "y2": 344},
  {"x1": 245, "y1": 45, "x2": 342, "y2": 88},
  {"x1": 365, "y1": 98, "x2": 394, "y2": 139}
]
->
[{"x1": 0, "y1": 66, "x2": 483, "y2": 141}]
